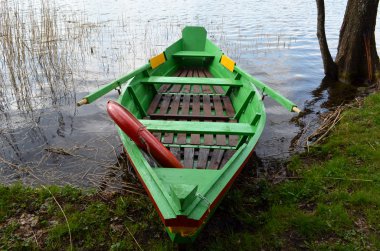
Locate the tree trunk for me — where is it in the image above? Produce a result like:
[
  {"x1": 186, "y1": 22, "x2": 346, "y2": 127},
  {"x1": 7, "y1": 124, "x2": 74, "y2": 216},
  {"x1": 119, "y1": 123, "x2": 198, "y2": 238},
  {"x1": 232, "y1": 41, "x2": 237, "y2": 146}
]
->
[
  {"x1": 336, "y1": 0, "x2": 380, "y2": 84},
  {"x1": 316, "y1": 0, "x2": 338, "y2": 79}
]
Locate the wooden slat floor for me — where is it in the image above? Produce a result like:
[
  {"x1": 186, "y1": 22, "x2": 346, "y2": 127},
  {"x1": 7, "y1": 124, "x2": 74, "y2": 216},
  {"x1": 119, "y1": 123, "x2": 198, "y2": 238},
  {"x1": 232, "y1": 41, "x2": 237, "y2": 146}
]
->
[{"x1": 146, "y1": 68, "x2": 238, "y2": 170}]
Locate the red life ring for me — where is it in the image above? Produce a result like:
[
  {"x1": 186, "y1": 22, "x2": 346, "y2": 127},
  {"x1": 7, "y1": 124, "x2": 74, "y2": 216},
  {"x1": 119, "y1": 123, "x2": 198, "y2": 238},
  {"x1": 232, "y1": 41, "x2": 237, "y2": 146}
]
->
[{"x1": 107, "y1": 100, "x2": 183, "y2": 168}]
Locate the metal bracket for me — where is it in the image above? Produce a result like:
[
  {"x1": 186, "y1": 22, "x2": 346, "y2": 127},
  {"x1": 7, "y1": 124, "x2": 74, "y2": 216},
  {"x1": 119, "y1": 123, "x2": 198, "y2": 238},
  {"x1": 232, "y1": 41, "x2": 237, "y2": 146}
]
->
[
  {"x1": 261, "y1": 87, "x2": 267, "y2": 100},
  {"x1": 115, "y1": 82, "x2": 121, "y2": 95}
]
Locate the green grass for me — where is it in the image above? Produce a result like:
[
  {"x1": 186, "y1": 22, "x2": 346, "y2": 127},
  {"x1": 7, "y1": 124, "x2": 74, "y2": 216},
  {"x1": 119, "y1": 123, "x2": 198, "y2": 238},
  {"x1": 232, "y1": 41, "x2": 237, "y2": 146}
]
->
[{"x1": 1, "y1": 92, "x2": 380, "y2": 250}]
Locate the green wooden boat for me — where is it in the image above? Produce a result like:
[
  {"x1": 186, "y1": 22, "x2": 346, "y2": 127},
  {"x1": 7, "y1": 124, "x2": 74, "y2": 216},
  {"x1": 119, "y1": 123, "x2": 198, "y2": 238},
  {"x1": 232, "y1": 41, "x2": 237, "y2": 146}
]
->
[{"x1": 78, "y1": 26, "x2": 299, "y2": 243}]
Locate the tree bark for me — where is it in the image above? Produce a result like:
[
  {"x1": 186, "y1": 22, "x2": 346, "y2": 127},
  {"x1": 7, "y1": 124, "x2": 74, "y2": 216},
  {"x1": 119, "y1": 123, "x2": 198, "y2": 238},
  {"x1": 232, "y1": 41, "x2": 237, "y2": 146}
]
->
[
  {"x1": 316, "y1": 0, "x2": 338, "y2": 79},
  {"x1": 336, "y1": 0, "x2": 380, "y2": 84}
]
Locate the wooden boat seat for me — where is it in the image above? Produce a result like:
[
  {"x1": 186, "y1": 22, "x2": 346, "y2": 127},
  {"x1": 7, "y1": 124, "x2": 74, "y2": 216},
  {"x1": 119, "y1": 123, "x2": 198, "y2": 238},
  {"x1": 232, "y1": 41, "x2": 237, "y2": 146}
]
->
[
  {"x1": 172, "y1": 51, "x2": 215, "y2": 58},
  {"x1": 141, "y1": 76, "x2": 241, "y2": 87},
  {"x1": 140, "y1": 120, "x2": 254, "y2": 136}
]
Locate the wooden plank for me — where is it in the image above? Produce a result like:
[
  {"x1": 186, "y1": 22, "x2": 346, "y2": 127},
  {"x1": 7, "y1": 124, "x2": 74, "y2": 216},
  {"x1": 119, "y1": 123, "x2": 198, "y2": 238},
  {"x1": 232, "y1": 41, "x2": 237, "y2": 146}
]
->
[
  {"x1": 221, "y1": 96, "x2": 235, "y2": 117},
  {"x1": 203, "y1": 69, "x2": 213, "y2": 78},
  {"x1": 147, "y1": 94, "x2": 162, "y2": 115},
  {"x1": 172, "y1": 51, "x2": 215, "y2": 58},
  {"x1": 127, "y1": 86, "x2": 146, "y2": 117},
  {"x1": 190, "y1": 134, "x2": 200, "y2": 145},
  {"x1": 197, "y1": 149, "x2": 210, "y2": 169},
  {"x1": 170, "y1": 85, "x2": 182, "y2": 93},
  {"x1": 229, "y1": 119, "x2": 239, "y2": 146},
  {"x1": 234, "y1": 91, "x2": 255, "y2": 120},
  {"x1": 209, "y1": 149, "x2": 225, "y2": 169},
  {"x1": 152, "y1": 132, "x2": 161, "y2": 141},
  {"x1": 184, "y1": 148, "x2": 195, "y2": 168},
  {"x1": 202, "y1": 85, "x2": 213, "y2": 94},
  {"x1": 229, "y1": 135, "x2": 239, "y2": 146},
  {"x1": 176, "y1": 133, "x2": 187, "y2": 144},
  {"x1": 193, "y1": 85, "x2": 201, "y2": 93},
  {"x1": 192, "y1": 95, "x2": 201, "y2": 115},
  {"x1": 170, "y1": 147, "x2": 181, "y2": 162},
  {"x1": 194, "y1": 68, "x2": 199, "y2": 77},
  {"x1": 213, "y1": 86, "x2": 225, "y2": 94},
  {"x1": 149, "y1": 114, "x2": 230, "y2": 121},
  {"x1": 163, "y1": 132, "x2": 174, "y2": 144},
  {"x1": 182, "y1": 69, "x2": 191, "y2": 93},
  {"x1": 214, "y1": 92, "x2": 227, "y2": 145},
  {"x1": 181, "y1": 95, "x2": 190, "y2": 115},
  {"x1": 204, "y1": 134, "x2": 214, "y2": 145},
  {"x1": 202, "y1": 95, "x2": 214, "y2": 146},
  {"x1": 216, "y1": 134, "x2": 227, "y2": 146},
  {"x1": 202, "y1": 95, "x2": 212, "y2": 116},
  {"x1": 197, "y1": 69, "x2": 213, "y2": 93},
  {"x1": 169, "y1": 95, "x2": 181, "y2": 115},
  {"x1": 158, "y1": 84, "x2": 171, "y2": 93},
  {"x1": 141, "y1": 120, "x2": 255, "y2": 136},
  {"x1": 190, "y1": 95, "x2": 201, "y2": 144},
  {"x1": 203, "y1": 68, "x2": 222, "y2": 94},
  {"x1": 159, "y1": 95, "x2": 172, "y2": 114},
  {"x1": 177, "y1": 94, "x2": 190, "y2": 145},
  {"x1": 213, "y1": 96, "x2": 224, "y2": 116},
  {"x1": 182, "y1": 84, "x2": 191, "y2": 93},
  {"x1": 220, "y1": 150, "x2": 235, "y2": 168},
  {"x1": 141, "y1": 76, "x2": 241, "y2": 87}
]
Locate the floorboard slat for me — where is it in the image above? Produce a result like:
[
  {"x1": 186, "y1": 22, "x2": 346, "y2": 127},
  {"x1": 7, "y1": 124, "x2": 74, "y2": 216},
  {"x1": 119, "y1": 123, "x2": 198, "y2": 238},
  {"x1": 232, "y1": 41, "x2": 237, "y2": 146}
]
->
[
  {"x1": 222, "y1": 96, "x2": 235, "y2": 117},
  {"x1": 147, "y1": 94, "x2": 162, "y2": 115},
  {"x1": 158, "y1": 84, "x2": 171, "y2": 93},
  {"x1": 191, "y1": 95, "x2": 201, "y2": 144},
  {"x1": 209, "y1": 149, "x2": 225, "y2": 169},
  {"x1": 159, "y1": 95, "x2": 172, "y2": 114},
  {"x1": 184, "y1": 148, "x2": 195, "y2": 168},
  {"x1": 169, "y1": 95, "x2": 181, "y2": 115},
  {"x1": 220, "y1": 150, "x2": 235, "y2": 168},
  {"x1": 170, "y1": 147, "x2": 181, "y2": 163},
  {"x1": 213, "y1": 96, "x2": 224, "y2": 116},
  {"x1": 197, "y1": 148, "x2": 210, "y2": 169}
]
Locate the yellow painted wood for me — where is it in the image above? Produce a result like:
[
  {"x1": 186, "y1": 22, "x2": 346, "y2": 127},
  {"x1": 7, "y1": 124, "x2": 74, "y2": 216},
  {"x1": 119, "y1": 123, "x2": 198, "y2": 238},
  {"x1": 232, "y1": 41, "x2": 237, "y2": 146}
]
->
[
  {"x1": 292, "y1": 107, "x2": 301, "y2": 113},
  {"x1": 150, "y1": 52, "x2": 166, "y2": 69},
  {"x1": 220, "y1": 54, "x2": 235, "y2": 72}
]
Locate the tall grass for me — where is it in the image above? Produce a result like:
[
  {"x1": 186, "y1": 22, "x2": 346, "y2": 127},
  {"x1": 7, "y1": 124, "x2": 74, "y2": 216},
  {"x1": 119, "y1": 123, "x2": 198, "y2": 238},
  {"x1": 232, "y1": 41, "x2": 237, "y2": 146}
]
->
[{"x1": 0, "y1": 0, "x2": 90, "y2": 113}]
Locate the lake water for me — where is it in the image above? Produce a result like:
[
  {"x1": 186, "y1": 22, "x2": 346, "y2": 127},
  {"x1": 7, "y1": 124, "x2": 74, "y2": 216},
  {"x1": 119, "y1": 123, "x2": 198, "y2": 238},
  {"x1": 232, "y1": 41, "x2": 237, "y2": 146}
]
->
[{"x1": 0, "y1": 0, "x2": 378, "y2": 187}]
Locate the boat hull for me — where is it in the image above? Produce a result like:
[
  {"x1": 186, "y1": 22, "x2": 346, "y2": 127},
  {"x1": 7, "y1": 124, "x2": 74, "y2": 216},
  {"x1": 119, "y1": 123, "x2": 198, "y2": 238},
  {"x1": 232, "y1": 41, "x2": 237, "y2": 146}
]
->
[
  {"x1": 110, "y1": 26, "x2": 282, "y2": 243},
  {"x1": 123, "y1": 144, "x2": 257, "y2": 243}
]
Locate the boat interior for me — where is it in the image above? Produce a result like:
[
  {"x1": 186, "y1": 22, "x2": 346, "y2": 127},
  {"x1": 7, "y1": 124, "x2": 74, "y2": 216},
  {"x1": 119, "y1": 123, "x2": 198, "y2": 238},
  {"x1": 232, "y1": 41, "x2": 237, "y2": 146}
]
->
[
  {"x1": 121, "y1": 27, "x2": 263, "y2": 171},
  {"x1": 143, "y1": 67, "x2": 243, "y2": 170}
]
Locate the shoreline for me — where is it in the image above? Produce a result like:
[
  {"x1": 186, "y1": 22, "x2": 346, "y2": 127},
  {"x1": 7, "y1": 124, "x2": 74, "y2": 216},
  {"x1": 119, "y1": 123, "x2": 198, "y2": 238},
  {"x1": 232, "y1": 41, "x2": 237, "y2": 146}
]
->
[{"x1": 1, "y1": 91, "x2": 379, "y2": 250}]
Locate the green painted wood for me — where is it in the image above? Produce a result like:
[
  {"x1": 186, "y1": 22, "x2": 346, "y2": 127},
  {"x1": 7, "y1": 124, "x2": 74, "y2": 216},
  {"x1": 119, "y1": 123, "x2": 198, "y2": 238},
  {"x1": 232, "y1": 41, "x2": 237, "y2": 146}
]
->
[
  {"x1": 127, "y1": 86, "x2": 146, "y2": 117},
  {"x1": 250, "y1": 113, "x2": 262, "y2": 126},
  {"x1": 234, "y1": 91, "x2": 255, "y2": 120},
  {"x1": 170, "y1": 184, "x2": 198, "y2": 211},
  {"x1": 141, "y1": 76, "x2": 241, "y2": 87},
  {"x1": 82, "y1": 63, "x2": 151, "y2": 104},
  {"x1": 108, "y1": 26, "x2": 299, "y2": 244},
  {"x1": 182, "y1": 26, "x2": 207, "y2": 51},
  {"x1": 119, "y1": 131, "x2": 179, "y2": 217},
  {"x1": 140, "y1": 120, "x2": 255, "y2": 136},
  {"x1": 173, "y1": 51, "x2": 215, "y2": 58}
]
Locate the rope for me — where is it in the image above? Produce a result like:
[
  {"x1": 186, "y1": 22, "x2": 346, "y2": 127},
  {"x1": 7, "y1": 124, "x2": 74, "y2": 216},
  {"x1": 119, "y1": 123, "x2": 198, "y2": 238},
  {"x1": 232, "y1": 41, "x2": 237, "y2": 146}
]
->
[
  {"x1": 196, "y1": 193, "x2": 211, "y2": 213},
  {"x1": 137, "y1": 125, "x2": 157, "y2": 167}
]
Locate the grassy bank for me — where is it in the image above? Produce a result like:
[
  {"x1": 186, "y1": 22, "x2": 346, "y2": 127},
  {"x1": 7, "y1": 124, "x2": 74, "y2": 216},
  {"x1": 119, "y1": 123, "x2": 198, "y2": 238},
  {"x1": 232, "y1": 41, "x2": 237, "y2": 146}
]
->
[{"x1": 1, "y1": 92, "x2": 380, "y2": 250}]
